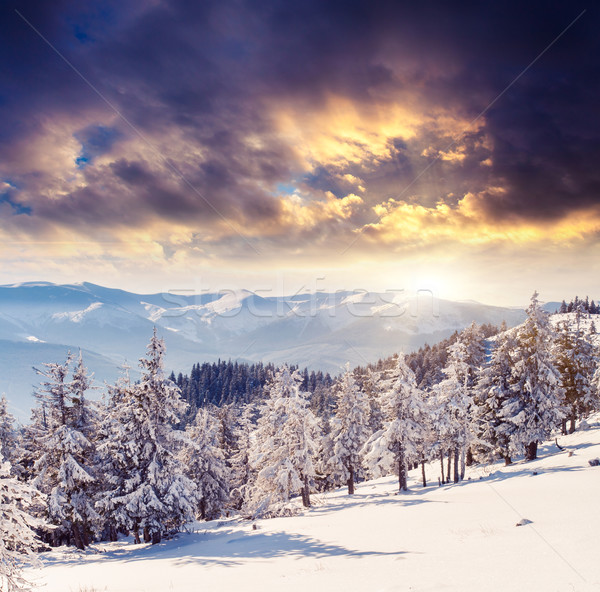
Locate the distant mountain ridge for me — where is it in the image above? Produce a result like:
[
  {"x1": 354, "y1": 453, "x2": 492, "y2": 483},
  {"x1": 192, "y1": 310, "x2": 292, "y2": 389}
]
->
[{"x1": 0, "y1": 282, "x2": 529, "y2": 419}]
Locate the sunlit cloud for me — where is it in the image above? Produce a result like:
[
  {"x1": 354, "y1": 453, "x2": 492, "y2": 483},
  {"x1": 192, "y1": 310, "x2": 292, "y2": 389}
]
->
[{"x1": 0, "y1": 1, "x2": 597, "y2": 304}]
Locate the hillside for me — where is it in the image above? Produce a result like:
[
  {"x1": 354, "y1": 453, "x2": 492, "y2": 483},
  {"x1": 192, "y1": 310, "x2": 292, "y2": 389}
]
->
[
  {"x1": 27, "y1": 414, "x2": 600, "y2": 592},
  {"x1": 0, "y1": 282, "x2": 527, "y2": 418}
]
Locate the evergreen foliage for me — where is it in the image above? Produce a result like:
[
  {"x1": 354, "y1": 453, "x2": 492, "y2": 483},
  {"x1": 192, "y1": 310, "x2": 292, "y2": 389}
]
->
[
  {"x1": 244, "y1": 366, "x2": 320, "y2": 517},
  {"x1": 362, "y1": 354, "x2": 427, "y2": 491},
  {"x1": 96, "y1": 329, "x2": 196, "y2": 544},
  {"x1": 503, "y1": 293, "x2": 566, "y2": 460},
  {"x1": 0, "y1": 445, "x2": 44, "y2": 592},
  {"x1": 329, "y1": 364, "x2": 371, "y2": 494}
]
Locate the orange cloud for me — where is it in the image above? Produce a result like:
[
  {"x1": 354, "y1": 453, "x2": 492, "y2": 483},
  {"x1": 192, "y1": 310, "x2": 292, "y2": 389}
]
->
[
  {"x1": 268, "y1": 93, "x2": 481, "y2": 171},
  {"x1": 361, "y1": 192, "x2": 600, "y2": 247}
]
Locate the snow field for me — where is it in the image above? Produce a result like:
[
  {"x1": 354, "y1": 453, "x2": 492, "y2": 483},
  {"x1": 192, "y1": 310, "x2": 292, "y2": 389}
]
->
[{"x1": 28, "y1": 415, "x2": 600, "y2": 592}]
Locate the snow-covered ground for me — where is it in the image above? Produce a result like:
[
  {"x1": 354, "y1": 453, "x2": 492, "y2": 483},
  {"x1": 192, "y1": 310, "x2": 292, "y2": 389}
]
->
[{"x1": 28, "y1": 416, "x2": 600, "y2": 592}]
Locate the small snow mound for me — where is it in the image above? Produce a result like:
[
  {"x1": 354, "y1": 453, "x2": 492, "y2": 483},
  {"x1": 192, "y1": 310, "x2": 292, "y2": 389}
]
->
[{"x1": 516, "y1": 518, "x2": 532, "y2": 527}]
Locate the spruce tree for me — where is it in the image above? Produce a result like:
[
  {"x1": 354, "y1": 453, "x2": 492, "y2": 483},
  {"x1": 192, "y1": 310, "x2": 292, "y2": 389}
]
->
[
  {"x1": 180, "y1": 408, "x2": 228, "y2": 520},
  {"x1": 433, "y1": 340, "x2": 473, "y2": 483},
  {"x1": 0, "y1": 445, "x2": 44, "y2": 592},
  {"x1": 362, "y1": 354, "x2": 426, "y2": 492},
  {"x1": 504, "y1": 292, "x2": 565, "y2": 460},
  {"x1": 554, "y1": 313, "x2": 597, "y2": 433},
  {"x1": 0, "y1": 396, "x2": 21, "y2": 475},
  {"x1": 97, "y1": 330, "x2": 196, "y2": 544},
  {"x1": 330, "y1": 364, "x2": 371, "y2": 494},
  {"x1": 245, "y1": 366, "x2": 319, "y2": 517},
  {"x1": 28, "y1": 352, "x2": 100, "y2": 549},
  {"x1": 475, "y1": 330, "x2": 517, "y2": 464}
]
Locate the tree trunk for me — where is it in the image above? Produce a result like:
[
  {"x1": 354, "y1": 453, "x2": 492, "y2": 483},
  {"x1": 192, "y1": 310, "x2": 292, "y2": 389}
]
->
[
  {"x1": 398, "y1": 444, "x2": 407, "y2": 492},
  {"x1": 347, "y1": 464, "x2": 355, "y2": 495},
  {"x1": 504, "y1": 455, "x2": 512, "y2": 466},
  {"x1": 561, "y1": 419, "x2": 567, "y2": 436},
  {"x1": 440, "y1": 450, "x2": 445, "y2": 485},
  {"x1": 569, "y1": 416, "x2": 576, "y2": 434},
  {"x1": 109, "y1": 524, "x2": 118, "y2": 542},
  {"x1": 133, "y1": 527, "x2": 141, "y2": 545},
  {"x1": 301, "y1": 475, "x2": 311, "y2": 507},
  {"x1": 199, "y1": 498, "x2": 207, "y2": 520},
  {"x1": 525, "y1": 441, "x2": 538, "y2": 461},
  {"x1": 82, "y1": 527, "x2": 90, "y2": 548},
  {"x1": 151, "y1": 531, "x2": 161, "y2": 545},
  {"x1": 143, "y1": 526, "x2": 151, "y2": 543},
  {"x1": 466, "y1": 447, "x2": 474, "y2": 467},
  {"x1": 447, "y1": 451, "x2": 452, "y2": 483},
  {"x1": 460, "y1": 447, "x2": 466, "y2": 481},
  {"x1": 72, "y1": 523, "x2": 85, "y2": 550},
  {"x1": 421, "y1": 460, "x2": 427, "y2": 487},
  {"x1": 453, "y1": 447, "x2": 459, "y2": 483}
]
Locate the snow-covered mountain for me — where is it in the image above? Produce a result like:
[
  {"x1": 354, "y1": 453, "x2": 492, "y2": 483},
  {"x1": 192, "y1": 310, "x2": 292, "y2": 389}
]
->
[{"x1": 0, "y1": 282, "x2": 527, "y2": 418}]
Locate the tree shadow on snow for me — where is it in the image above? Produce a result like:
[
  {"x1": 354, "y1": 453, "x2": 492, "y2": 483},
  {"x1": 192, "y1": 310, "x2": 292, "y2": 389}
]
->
[
  {"x1": 42, "y1": 528, "x2": 408, "y2": 568},
  {"x1": 307, "y1": 489, "x2": 445, "y2": 517}
]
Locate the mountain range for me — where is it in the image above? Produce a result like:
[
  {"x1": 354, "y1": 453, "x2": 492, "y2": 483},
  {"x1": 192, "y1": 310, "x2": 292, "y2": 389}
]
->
[{"x1": 0, "y1": 281, "x2": 531, "y2": 419}]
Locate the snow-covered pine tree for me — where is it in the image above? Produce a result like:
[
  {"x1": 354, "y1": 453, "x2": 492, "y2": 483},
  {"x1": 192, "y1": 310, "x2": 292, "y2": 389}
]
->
[
  {"x1": 96, "y1": 330, "x2": 196, "y2": 544},
  {"x1": 362, "y1": 354, "x2": 426, "y2": 492},
  {"x1": 554, "y1": 311, "x2": 598, "y2": 433},
  {"x1": 504, "y1": 292, "x2": 566, "y2": 460},
  {"x1": 245, "y1": 365, "x2": 320, "y2": 517},
  {"x1": 94, "y1": 364, "x2": 134, "y2": 542},
  {"x1": 360, "y1": 368, "x2": 385, "y2": 433},
  {"x1": 434, "y1": 337, "x2": 476, "y2": 483},
  {"x1": 474, "y1": 330, "x2": 518, "y2": 465},
  {"x1": 28, "y1": 352, "x2": 100, "y2": 549},
  {"x1": 455, "y1": 322, "x2": 486, "y2": 468},
  {"x1": 313, "y1": 415, "x2": 337, "y2": 492},
  {"x1": 180, "y1": 408, "x2": 228, "y2": 520},
  {"x1": 229, "y1": 404, "x2": 255, "y2": 509},
  {"x1": 0, "y1": 396, "x2": 20, "y2": 474},
  {"x1": 0, "y1": 445, "x2": 44, "y2": 592},
  {"x1": 330, "y1": 363, "x2": 371, "y2": 494}
]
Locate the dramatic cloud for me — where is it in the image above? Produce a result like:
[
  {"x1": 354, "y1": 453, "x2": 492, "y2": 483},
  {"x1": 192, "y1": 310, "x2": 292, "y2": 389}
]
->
[{"x1": 0, "y1": 0, "x2": 597, "y2": 302}]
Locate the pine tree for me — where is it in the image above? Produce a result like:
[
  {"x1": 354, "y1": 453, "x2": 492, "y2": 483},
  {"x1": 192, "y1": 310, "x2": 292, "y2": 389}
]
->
[
  {"x1": 330, "y1": 364, "x2": 371, "y2": 494},
  {"x1": 475, "y1": 330, "x2": 517, "y2": 464},
  {"x1": 245, "y1": 366, "x2": 319, "y2": 517},
  {"x1": 504, "y1": 292, "x2": 566, "y2": 460},
  {"x1": 433, "y1": 342, "x2": 473, "y2": 484},
  {"x1": 28, "y1": 352, "x2": 100, "y2": 549},
  {"x1": 96, "y1": 330, "x2": 196, "y2": 544},
  {"x1": 180, "y1": 408, "x2": 228, "y2": 520},
  {"x1": 362, "y1": 354, "x2": 426, "y2": 492},
  {"x1": 229, "y1": 404, "x2": 255, "y2": 509},
  {"x1": 313, "y1": 415, "x2": 337, "y2": 492},
  {"x1": 554, "y1": 313, "x2": 597, "y2": 433},
  {"x1": 0, "y1": 396, "x2": 21, "y2": 475},
  {"x1": 359, "y1": 368, "x2": 384, "y2": 433},
  {"x1": 0, "y1": 445, "x2": 44, "y2": 592}
]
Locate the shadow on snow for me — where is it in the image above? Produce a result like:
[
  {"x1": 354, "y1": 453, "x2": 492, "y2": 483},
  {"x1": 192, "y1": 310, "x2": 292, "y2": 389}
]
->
[{"x1": 42, "y1": 528, "x2": 408, "y2": 569}]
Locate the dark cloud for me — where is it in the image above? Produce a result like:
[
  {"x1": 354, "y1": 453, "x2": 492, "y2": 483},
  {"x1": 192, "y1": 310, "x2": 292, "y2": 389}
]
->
[{"x1": 0, "y1": 0, "x2": 598, "y2": 236}]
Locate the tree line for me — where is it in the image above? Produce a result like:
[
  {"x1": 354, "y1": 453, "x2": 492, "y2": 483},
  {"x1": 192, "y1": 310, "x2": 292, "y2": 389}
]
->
[
  {"x1": 171, "y1": 360, "x2": 335, "y2": 423},
  {"x1": 2, "y1": 292, "x2": 600, "y2": 591}
]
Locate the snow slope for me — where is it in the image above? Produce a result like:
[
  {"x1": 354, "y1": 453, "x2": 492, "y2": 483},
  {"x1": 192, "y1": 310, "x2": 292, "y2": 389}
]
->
[{"x1": 28, "y1": 415, "x2": 600, "y2": 592}]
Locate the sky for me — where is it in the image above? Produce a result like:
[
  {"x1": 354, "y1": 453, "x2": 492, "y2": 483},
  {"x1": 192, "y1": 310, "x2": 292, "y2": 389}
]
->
[{"x1": 0, "y1": 0, "x2": 598, "y2": 306}]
